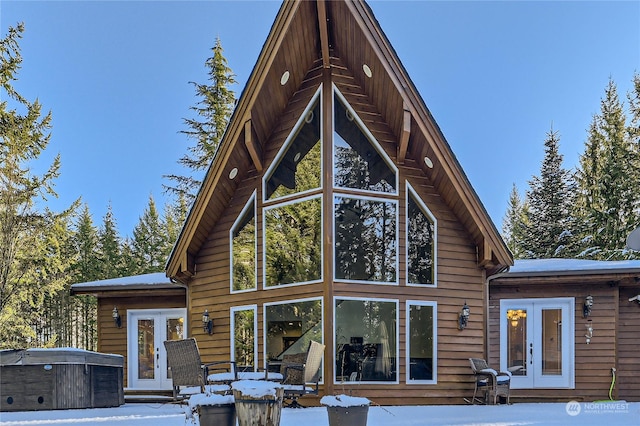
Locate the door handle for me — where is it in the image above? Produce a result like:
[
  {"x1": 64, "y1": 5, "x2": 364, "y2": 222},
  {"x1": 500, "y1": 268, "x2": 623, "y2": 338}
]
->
[
  {"x1": 156, "y1": 348, "x2": 159, "y2": 368},
  {"x1": 529, "y1": 343, "x2": 533, "y2": 365}
]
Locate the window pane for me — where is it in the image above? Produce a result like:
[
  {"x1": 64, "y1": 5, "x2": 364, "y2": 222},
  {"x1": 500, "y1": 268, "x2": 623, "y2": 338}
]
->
[
  {"x1": 265, "y1": 300, "x2": 323, "y2": 364},
  {"x1": 232, "y1": 198, "x2": 256, "y2": 291},
  {"x1": 137, "y1": 319, "x2": 154, "y2": 380},
  {"x1": 408, "y1": 193, "x2": 435, "y2": 285},
  {"x1": 265, "y1": 197, "x2": 321, "y2": 287},
  {"x1": 265, "y1": 101, "x2": 321, "y2": 200},
  {"x1": 408, "y1": 304, "x2": 434, "y2": 381},
  {"x1": 542, "y1": 309, "x2": 562, "y2": 376},
  {"x1": 506, "y1": 309, "x2": 527, "y2": 376},
  {"x1": 334, "y1": 95, "x2": 395, "y2": 193},
  {"x1": 234, "y1": 309, "x2": 255, "y2": 370},
  {"x1": 335, "y1": 196, "x2": 397, "y2": 282},
  {"x1": 335, "y1": 299, "x2": 396, "y2": 382}
]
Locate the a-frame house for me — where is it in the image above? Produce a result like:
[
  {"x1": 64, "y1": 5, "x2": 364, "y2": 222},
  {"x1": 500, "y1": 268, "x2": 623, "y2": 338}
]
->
[{"x1": 166, "y1": 0, "x2": 512, "y2": 405}]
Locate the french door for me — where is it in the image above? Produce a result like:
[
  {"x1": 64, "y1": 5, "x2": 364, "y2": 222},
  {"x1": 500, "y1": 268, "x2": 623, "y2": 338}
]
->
[
  {"x1": 127, "y1": 308, "x2": 187, "y2": 390},
  {"x1": 499, "y1": 298, "x2": 574, "y2": 389}
]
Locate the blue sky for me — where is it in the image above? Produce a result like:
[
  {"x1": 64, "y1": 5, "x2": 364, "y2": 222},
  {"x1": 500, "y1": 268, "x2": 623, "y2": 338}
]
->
[{"x1": 2, "y1": 0, "x2": 639, "y2": 237}]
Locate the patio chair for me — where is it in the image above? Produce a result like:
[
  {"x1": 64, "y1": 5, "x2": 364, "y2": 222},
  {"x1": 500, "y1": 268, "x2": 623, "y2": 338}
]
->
[
  {"x1": 275, "y1": 340, "x2": 325, "y2": 408},
  {"x1": 469, "y1": 358, "x2": 511, "y2": 405},
  {"x1": 163, "y1": 338, "x2": 234, "y2": 399}
]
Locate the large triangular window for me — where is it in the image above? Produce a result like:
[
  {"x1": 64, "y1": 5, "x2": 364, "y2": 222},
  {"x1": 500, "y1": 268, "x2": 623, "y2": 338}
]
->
[
  {"x1": 333, "y1": 92, "x2": 396, "y2": 194},
  {"x1": 264, "y1": 95, "x2": 321, "y2": 201},
  {"x1": 407, "y1": 183, "x2": 436, "y2": 286},
  {"x1": 231, "y1": 192, "x2": 257, "y2": 292}
]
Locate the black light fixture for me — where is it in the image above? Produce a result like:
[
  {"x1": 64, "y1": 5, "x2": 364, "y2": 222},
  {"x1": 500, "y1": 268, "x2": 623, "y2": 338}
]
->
[
  {"x1": 583, "y1": 295, "x2": 594, "y2": 318},
  {"x1": 112, "y1": 306, "x2": 122, "y2": 328},
  {"x1": 202, "y1": 309, "x2": 213, "y2": 335},
  {"x1": 458, "y1": 302, "x2": 470, "y2": 330}
]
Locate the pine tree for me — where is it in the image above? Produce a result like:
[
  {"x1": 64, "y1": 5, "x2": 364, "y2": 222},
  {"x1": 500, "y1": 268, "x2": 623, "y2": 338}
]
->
[
  {"x1": 0, "y1": 23, "x2": 75, "y2": 348},
  {"x1": 501, "y1": 183, "x2": 529, "y2": 259},
  {"x1": 164, "y1": 37, "x2": 237, "y2": 202},
  {"x1": 131, "y1": 195, "x2": 168, "y2": 273},
  {"x1": 575, "y1": 78, "x2": 639, "y2": 259},
  {"x1": 98, "y1": 204, "x2": 123, "y2": 279},
  {"x1": 522, "y1": 128, "x2": 578, "y2": 258}
]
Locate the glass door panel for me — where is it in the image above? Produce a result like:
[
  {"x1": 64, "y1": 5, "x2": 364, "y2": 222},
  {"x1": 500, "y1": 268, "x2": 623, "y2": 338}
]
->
[
  {"x1": 137, "y1": 319, "x2": 155, "y2": 380},
  {"x1": 506, "y1": 308, "x2": 528, "y2": 377},
  {"x1": 541, "y1": 309, "x2": 562, "y2": 376}
]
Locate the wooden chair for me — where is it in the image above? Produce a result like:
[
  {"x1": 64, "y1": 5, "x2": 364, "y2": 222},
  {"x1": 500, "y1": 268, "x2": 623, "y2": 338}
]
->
[
  {"x1": 270, "y1": 340, "x2": 325, "y2": 408},
  {"x1": 163, "y1": 338, "x2": 234, "y2": 399},
  {"x1": 469, "y1": 358, "x2": 511, "y2": 405}
]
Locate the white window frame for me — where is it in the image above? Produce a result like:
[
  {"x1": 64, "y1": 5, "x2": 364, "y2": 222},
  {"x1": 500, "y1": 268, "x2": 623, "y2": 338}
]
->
[
  {"x1": 230, "y1": 304, "x2": 258, "y2": 371},
  {"x1": 230, "y1": 191, "x2": 257, "y2": 294},
  {"x1": 406, "y1": 182, "x2": 437, "y2": 287},
  {"x1": 262, "y1": 194, "x2": 323, "y2": 289},
  {"x1": 262, "y1": 87, "x2": 323, "y2": 204},
  {"x1": 263, "y1": 296, "x2": 324, "y2": 382},
  {"x1": 333, "y1": 296, "x2": 400, "y2": 385},
  {"x1": 332, "y1": 85, "x2": 399, "y2": 196},
  {"x1": 333, "y1": 193, "x2": 399, "y2": 286},
  {"x1": 406, "y1": 300, "x2": 437, "y2": 384}
]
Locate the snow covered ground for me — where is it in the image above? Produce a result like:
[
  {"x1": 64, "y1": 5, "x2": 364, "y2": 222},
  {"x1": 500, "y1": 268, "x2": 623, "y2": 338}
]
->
[{"x1": 1, "y1": 401, "x2": 638, "y2": 426}]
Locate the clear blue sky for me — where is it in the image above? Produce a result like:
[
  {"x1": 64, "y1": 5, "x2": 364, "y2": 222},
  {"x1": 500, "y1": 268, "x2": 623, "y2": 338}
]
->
[{"x1": 2, "y1": 1, "x2": 639, "y2": 237}]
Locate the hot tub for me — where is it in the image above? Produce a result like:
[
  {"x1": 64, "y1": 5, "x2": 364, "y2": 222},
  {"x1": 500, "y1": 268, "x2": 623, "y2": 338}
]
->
[{"x1": 0, "y1": 348, "x2": 124, "y2": 411}]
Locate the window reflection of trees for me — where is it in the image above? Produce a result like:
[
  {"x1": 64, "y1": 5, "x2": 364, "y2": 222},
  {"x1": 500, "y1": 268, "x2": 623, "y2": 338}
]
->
[
  {"x1": 233, "y1": 309, "x2": 255, "y2": 369},
  {"x1": 335, "y1": 196, "x2": 397, "y2": 282},
  {"x1": 265, "y1": 197, "x2": 322, "y2": 287},
  {"x1": 265, "y1": 101, "x2": 321, "y2": 200},
  {"x1": 265, "y1": 299, "x2": 322, "y2": 362},
  {"x1": 232, "y1": 199, "x2": 256, "y2": 291},
  {"x1": 408, "y1": 193, "x2": 435, "y2": 285},
  {"x1": 333, "y1": 95, "x2": 395, "y2": 193}
]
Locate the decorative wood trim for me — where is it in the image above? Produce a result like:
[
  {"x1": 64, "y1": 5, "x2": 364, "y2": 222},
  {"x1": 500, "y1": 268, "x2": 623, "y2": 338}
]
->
[
  {"x1": 398, "y1": 104, "x2": 410, "y2": 164},
  {"x1": 478, "y1": 239, "x2": 493, "y2": 267},
  {"x1": 317, "y1": 0, "x2": 330, "y2": 68},
  {"x1": 244, "y1": 119, "x2": 263, "y2": 172}
]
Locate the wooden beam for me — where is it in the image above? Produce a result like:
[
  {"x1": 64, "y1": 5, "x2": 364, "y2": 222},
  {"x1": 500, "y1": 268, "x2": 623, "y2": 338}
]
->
[
  {"x1": 317, "y1": 0, "x2": 330, "y2": 68},
  {"x1": 478, "y1": 239, "x2": 493, "y2": 268},
  {"x1": 398, "y1": 105, "x2": 410, "y2": 164},
  {"x1": 244, "y1": 119, "x2": 263, "y2": 172}
]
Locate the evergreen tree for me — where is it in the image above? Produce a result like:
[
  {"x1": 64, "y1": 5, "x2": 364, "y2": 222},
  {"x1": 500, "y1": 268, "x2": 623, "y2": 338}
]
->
[
  {"x1": 575, "y1": 78, "x2": 639, "y2": 259},
  {"x1": 98, "y1": 203, "x2": 123, "y2": 279},
  {"x1": 522, "y1": 128, "x2": 578, "y2": 258},
  {"x1": 164, "y1": 192, "x2": 188, "y2": 256},
  {"x1": 501, "y1": 183, "x2": 529, "y2": 259},
  {"x1": 164, "y1": 37, "x2": 237, "y2": 202},
  {"x1": 131, "y1": 195, "x2": 168, "y2": 273},
  {"x1": 0, "y1": 23, "x2": 75, "y2": 348}
]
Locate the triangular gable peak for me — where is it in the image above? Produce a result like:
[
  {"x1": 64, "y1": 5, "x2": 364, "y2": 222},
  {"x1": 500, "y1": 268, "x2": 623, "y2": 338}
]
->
[{"x1": 167, "y1": 0, "x2": 512, "y2": 282}]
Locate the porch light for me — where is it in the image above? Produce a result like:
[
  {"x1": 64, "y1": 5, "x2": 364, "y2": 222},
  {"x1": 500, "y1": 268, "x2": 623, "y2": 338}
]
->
[
  {"x1": 458, "y1": 302, "x2": 470, "y2": 330},
  {"x1": 202, "y1": 309, "x2": 213, "y2": 335},
  {"x1": 583, "y1": 295, "x2": 593, "y2": 318},
  {"x1": 112, "y1": 306, "x2": 122, "y2": 328}
]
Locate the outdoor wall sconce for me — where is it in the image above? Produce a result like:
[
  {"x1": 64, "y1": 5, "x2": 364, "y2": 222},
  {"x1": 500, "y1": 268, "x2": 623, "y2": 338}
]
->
[
  {"x1": 112, "y1": 306, "x2": 122, "y2": 328},
  {"x1": 583, "y1": 295, "x2": 594, "y2": 318},
  {"x1": 585, "y1": 319, "x2": 593, "y2": 344},
  {"x1": 629, "y1": 295, "x2": 640, "y2": 305},
  {"x1": 202, "y1": 309, "x2": 213, "y2": 335},
  {"x1": 458, "y1": 302, "x2": 470, "y2": 330}
]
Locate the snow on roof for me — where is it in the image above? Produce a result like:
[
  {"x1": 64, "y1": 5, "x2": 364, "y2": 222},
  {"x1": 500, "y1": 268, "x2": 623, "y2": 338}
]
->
[
  {"x1": 504, "y1": 259, "x2": 640, "y2": 277},
  {"x1": 71, "y1": 272, "x2": 177, "y2": 291}
]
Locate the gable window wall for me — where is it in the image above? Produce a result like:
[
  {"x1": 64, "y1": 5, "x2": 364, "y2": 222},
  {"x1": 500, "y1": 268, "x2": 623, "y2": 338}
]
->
[{"x1": 231, "y1": 85, "x2": 438, "y2": 386}]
